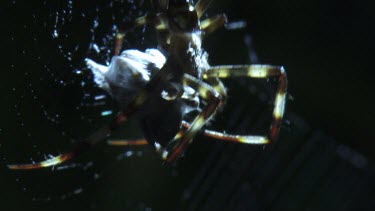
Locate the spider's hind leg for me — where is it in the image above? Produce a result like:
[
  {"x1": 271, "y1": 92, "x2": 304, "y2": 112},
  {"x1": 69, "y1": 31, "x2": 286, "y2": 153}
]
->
[
  {"x1": 182, "y1": 121, "x2": 270, "y2": 144},
  {"x1": 204, "y1": 65, "x2": 288, "y2": 143},
  {"x1": 204, "y1": 76, "x2": 227, "y2": 110},
  {"x1": 163, "y1": 74, "x2": 222, "y2": 162},
  {"x1": 7, "y1": 113, "x2": 128, "y2": 170},
  {"x1": 7, "y1": 69, "x2": 169, "y2": 170}
]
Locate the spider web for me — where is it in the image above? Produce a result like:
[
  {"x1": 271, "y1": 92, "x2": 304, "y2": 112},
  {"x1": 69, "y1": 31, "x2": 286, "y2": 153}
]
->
[
  {"x1": 0, "y1": 0, "x2": 160, "y2": 209},
  {"x1": 0, "y1": 0, "x2": 280, "y2": 210}
]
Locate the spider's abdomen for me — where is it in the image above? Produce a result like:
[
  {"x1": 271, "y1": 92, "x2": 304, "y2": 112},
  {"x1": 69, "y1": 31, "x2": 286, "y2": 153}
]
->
[
  {"x1": 87, "y1": 48, "x2": 200, "y2": 149},
  {"x1": 86, "y1": 49, "x2": 166, "y2": 107}
]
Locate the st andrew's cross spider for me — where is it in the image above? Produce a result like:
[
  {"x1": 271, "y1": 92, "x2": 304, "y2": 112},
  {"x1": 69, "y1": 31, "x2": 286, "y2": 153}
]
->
[{"x1": 8, "y1": 0, "x2": 287, "y2": 170}]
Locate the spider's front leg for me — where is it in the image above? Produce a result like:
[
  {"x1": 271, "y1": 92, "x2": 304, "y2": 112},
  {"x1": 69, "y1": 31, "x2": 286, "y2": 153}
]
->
[
  {"x1": 114, "y1": 14, "x2": 167, "y2": 55},
  {"x1": 195, "y1": 0, "x2": 214, "y2": 19},
  {"x1": 163, "y1": 74, "x2": 222, "y2": 162},
  {"x1": 200, "y1": 14, "x2": 227, "y2": 36},
  {"x1": 204, "y1": 65, "x2": 288, "y2": 143}
]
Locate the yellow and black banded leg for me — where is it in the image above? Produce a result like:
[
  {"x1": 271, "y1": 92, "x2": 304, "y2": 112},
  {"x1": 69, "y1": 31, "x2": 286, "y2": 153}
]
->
[
  {"x1": 200, "y1": 14, "x2": 227, "y2": 36},
  {"x1": 107, "y1": 139, "x2": 149, "y2": 146},
  {"x1": 195, "y1": 0, "x2": 214, "y2": 19},
  {"x1": 107, "y1": 110, "x2": 273, "y2": 149},
  {"x1": 7, "y1": 111, "x2": 131, "y2": 170},
  {"x1": 203, "y1": 65, "x2": 288, "y2": 143},
  {"x1": 181, "y1": 121, "x2": 271, "y2": 144},
  {"x1": 115, "y1": 14, "x2": 167, "y2": 55},
  {"x1": 204, "y1": 76, "x2": 227, "y2": 110},
  {"x1": 7, "y1": 91, "x2": 154, "y2": 170},
  {"x1": 163, "y1": 74, "x2": 222, "y2": 162},
  {"x1": 115, "y1": 16, "x2": 147, "y2": 55},
  {"x1": 106, "y1": 117, "x2": 272, "y2": 148},
  {"x1": 7, "y1": 66, "x2": 169, "y2": 170}
]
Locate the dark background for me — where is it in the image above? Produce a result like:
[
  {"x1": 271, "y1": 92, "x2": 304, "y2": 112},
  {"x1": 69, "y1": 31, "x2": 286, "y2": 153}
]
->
[{"x1": 0, "y1": 0, "x2": 374, "y2": 210}]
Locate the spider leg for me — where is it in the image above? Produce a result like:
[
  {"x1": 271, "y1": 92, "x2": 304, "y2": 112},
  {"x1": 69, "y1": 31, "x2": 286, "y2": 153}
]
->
[
  {"x1": 114, "y1": 33, "x2": 124, "y2": 56},
  {"x1": 107, "y1": 85, "x2": 193, "y2": 147},
  {"x1": 8, "y1": 66, "x2": 169, "y2": 170},
  {"x1": 195, "y1": 0, "x2": 214, "y2": 19},
  {"x1": 107, "y1": 139, "x2": 149, "y2": 146},
  {"x1": 106, "y1": 115, "x2": 269, "y2": 148},
  {"x1": 163, "y1": 74, "x2": 222, "y2": 162},
  {"x1": 200, "y1": 14, "x2": 227, "y2": 36},
  {"x1": 7, "y1": 111, "x2": 129, "y2": 170},
  {"x1": 7, "y1": 90, "x2": 153, "y2": 170},
  {"x1": 100, "y1": 65, "x2": 171, "y2": 146},
  {"x1": 204, "y1": 76, "x2": 227, "y2": 110},
  {"x1": 115, "y1": 14, "x2": 167, "y2": 55},
  {"x1": 203, "y1": 65, "x2": 288, "y2": 143},
  {"x1": 181, "y1": 121, "x2": 269, "y2": 144}
]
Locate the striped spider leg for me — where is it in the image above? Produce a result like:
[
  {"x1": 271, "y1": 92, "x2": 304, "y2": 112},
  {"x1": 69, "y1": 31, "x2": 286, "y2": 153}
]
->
[
  {"x1": 7, "y1": 113, "x2": 125, "y2": 170},
  {"x1": 204, "y1": 65, "x2": 288, "y2": 143},
  {"x1": 107, "y1": 139, "x2": 149, "y2": 146},
  {"x1": 106, "y1": 64, "x2": 287, "y2": 155},
  {"x1": 162, "y1": 74, "x2": 223, "y2": 162},
  {"x1": 195, "y1": 0, "x2": 214, "y2": 19},
  {"x1": 114, "y1": 13, "x2": 167, "y2": 55},
  {"x1": 200, "y1": 14, "x2": 228, "y2": 37},
  {"x1": 7, "y1": 63, "x2": 170, "y2": 170},
  {"x1": 197, "y1": 0, "x2": 244, "y2": 38}
]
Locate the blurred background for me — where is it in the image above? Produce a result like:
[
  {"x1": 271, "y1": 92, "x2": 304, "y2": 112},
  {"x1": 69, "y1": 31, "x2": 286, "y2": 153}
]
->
[{"x1": 0, "y1": 0, "x2": 374, "y2": 210}]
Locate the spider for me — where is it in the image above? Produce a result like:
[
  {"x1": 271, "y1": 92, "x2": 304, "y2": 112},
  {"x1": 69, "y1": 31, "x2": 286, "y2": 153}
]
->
[{"x1": 8, "y1": 0, "x2": 287, "y2": 170}]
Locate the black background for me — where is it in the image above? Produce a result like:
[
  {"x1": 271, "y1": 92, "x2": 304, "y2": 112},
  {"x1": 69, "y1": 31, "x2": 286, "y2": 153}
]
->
[{"x1": 0, "y1": 0, "x2": 374, "y2": 210}]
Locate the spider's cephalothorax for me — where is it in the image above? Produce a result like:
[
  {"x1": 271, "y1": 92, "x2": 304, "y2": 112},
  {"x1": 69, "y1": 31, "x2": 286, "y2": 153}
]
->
[
  {"x1": 8, "y1": 0, "x2": 287, "y2": 170},
  {"x1": 162, "y1": 0, "x2": 200, "y2": 33},
  {"x1": 152, "y1": 0, "x2": 207, "y2": 79}
]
